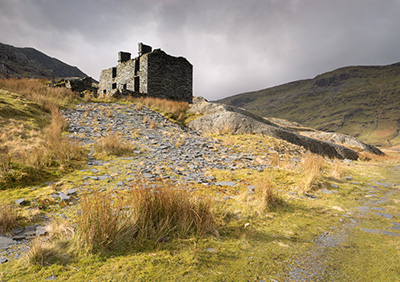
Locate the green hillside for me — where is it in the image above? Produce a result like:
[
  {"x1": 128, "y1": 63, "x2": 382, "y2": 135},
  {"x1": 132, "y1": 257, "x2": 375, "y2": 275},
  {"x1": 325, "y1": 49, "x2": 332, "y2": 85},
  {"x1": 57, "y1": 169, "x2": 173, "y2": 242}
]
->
[{"x1": 217, "y1": 63, "x2": 400, "y2": 147}]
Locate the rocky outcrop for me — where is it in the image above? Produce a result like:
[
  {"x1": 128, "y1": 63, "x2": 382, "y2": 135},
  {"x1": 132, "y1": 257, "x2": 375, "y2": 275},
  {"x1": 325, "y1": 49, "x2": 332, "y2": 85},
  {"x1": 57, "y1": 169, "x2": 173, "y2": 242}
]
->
[
  {"x1": 299, "y1": 131, "x2": 384, "y2": 155},
  {"x1": 265, "y1": 117, "x2": 384, "y2": 155},
  {"x1": 188, "y1": 98, "x2": 360, "y2": 160}
]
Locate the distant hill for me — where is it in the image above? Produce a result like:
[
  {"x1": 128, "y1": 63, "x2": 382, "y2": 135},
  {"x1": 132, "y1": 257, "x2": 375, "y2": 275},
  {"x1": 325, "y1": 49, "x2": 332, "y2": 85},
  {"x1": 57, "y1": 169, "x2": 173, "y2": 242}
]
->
[
  {"x1": 0, "y1": 42, "x2": 87, "y2": 79},
  {"x1": 217, "y1": 63, "x2": 400, "y2": 147}
]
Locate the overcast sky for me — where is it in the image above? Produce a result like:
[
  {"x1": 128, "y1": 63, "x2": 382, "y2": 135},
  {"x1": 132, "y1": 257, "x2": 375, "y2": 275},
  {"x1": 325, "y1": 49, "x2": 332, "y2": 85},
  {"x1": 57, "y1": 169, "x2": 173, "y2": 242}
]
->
[{"x1": 1, "y1": 0, "x2": 400, "y2": 100}]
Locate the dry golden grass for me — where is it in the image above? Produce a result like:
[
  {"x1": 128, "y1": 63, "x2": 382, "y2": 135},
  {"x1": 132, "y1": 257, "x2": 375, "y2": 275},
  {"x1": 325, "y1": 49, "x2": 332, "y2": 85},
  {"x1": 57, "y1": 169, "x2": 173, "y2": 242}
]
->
[
  {"x1": 27, "y1": 240, "x2": 70, "y2": 266},
  {"x1": 83, "y1": 91, "x2": 93, "y2": 102},
  {"x1": 26, "y1": 219, "x2": 73, "y2": 266},
  {"x1": 149, "y1": 119, "x2": 157, "y2": 129},
  {"x1": 129, "y1": 186, "x2": 216, "y2": 241},
  {"x1": 135, "y1": 103, "x2": 143, "y2": 111},
  {"x1": 24, "y1": 110, "x2": 85, "y2": 170},
  {"x1": 330, "y1": 158, "x2": 345, "y2": 180},
  {"x1": 0, "y1": 78, "x2": 75, "y2": 112},
  {"x1": 175, "y1": 138, "x2": 185, "y2": 148},
  {"x1": 0, "y1": 204, "x2": 19, "y2": 233},
  {"x1": 135, "y1": 97, "x2": 189, "y2": 124},
  {"x1": 254, "y1": 177, "x2": 282, "y2": 213},
  {"x1": 76, "y1": 186, "x2": 216, "y2": 253},
  {"x1": 298, "y1": 152, "x2": 324, "y2": 193},
  {"x1": 46, "y1": 219, "x2": 75, "y2": 239},
  {"x1": 95, "y1": 134, "x2": 135, "y2": 157},
  {"x1": 0, "y1": 79, "x2": 87, "y2": 188},
  {"x1": 359, "y1": 150, "x2": 400, "y2": 163},
  {"x1": 105, "y1": 108, "x2": 113, "y2": 118},
  {"x1": 76, "y1": 190, "x2": 135, "y2": 253}
]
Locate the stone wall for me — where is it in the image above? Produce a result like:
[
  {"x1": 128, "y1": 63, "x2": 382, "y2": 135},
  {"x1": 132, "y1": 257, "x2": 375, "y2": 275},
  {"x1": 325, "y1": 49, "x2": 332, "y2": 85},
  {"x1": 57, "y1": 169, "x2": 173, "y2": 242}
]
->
[
  {"x1": 146, "y1": 50, "x2": 192, "y2": 103},
  {"x1": 99, "y1": 59, "x2": 141, "y2": 97}
]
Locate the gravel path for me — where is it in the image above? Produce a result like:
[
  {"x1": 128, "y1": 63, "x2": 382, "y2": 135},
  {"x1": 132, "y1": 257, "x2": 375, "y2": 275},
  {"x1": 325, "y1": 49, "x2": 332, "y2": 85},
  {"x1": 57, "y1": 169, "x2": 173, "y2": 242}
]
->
[{"x1": 286, "y1": 172, "x2": 400, "y2": 281}]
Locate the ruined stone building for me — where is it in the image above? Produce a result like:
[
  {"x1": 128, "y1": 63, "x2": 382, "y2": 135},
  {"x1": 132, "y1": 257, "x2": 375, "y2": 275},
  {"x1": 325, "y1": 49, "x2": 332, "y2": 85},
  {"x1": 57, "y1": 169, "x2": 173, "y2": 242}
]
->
[{"x1": 98, "y1": 43, "x2": 192, "y2": 103}]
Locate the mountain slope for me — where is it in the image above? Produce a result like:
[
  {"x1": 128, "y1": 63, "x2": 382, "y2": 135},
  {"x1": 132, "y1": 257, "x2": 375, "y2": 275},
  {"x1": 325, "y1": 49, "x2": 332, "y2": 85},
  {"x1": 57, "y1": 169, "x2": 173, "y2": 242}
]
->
[
  {"x1": 217, "y1": 63, "x2": 400, "y2": 147},
  {"x1": 0, "y1": 42, "x2": 87, "y2": 79}
]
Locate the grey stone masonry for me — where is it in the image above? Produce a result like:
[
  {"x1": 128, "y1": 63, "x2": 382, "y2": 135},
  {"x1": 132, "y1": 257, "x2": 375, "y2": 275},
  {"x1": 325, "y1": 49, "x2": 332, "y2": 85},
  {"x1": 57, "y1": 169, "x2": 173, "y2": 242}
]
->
[{"x1": 98, "y1": 43, "x2": 192, "y2": 103}]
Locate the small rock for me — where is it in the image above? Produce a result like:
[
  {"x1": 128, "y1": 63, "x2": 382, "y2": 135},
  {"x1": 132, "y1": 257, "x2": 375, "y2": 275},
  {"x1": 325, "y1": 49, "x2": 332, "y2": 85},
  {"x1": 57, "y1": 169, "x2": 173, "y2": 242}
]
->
[
  {"x1": 206, "y1": 248, "x2": 216, "y2": 253},
  {"x1": 65, "y1": 188, "x2": 78, "y2": 195},
  {"x1": 215, "y1": 181, "x2": 236, "y2": 187},
  {"x1": 244, "y1": 223, "x2": 250, "y2": 228},
  {"x1": 12, "y1": 235, "x2": 26, "y2": 241},
  {"x1": 15, "y1": 198, "x2": 26, "y2": 205},
  {"x1": 0, "y1": 236, "x2": 16, "y2": 250},
  {"x1": 0, "y1": 257, "x2": 8, "y2": 264},
  {"x1": 142, "y1": 173, "x2": 153, "y2": 178},
  {"x1": 12, "y1": 228, "x2": 24, "y2": 235},
  {"x1": 45, "y1": 275, "x2": 57, "y2": 280},
  {"x1": 375, "y1": 212, "x2": 394, "y2": 219},
  {"x1": 59, "y1": 192, "x2": 70, "y2": 201},
  {"x1": 36, "y1": 226, "x2": 48, "y2": 237},
  {"x1": 305, "y1": 193, "x2": 317, "y2": 199},
  {"x1": 320, "y1": 189, "x2": 337, "y2": 194}
]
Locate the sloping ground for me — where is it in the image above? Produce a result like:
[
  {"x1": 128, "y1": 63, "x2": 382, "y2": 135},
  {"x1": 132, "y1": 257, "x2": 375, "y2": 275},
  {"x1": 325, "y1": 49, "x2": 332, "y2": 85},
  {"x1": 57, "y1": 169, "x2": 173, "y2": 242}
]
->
[
  {"x1": 1, "y1": 99, "x2": 400, "y2": 281},
  {"x1": 0, "y1": 42, "x2": 87, "y2": 79},
  {"x1": 217, "y1": 62, "x2": 400, "y2": 147},
  {"x1": 0, "y1": 89, "x2": 50, "y2": 158},
  {"x1": 187, "y1": 98, "x2": 380, "y2": 160}
]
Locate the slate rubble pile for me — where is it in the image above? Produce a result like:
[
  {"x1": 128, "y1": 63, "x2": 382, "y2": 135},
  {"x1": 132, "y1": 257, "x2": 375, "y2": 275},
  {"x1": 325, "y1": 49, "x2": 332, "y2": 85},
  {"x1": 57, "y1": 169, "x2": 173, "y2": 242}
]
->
[{"x1": 62, "y1": 103, "x2": 269, "y2": 185}]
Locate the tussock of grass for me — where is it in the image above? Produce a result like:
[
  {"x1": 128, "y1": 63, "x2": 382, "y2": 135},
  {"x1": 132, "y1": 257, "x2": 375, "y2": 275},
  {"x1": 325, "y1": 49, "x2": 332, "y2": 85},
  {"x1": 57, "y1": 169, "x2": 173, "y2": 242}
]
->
[
  {"x1": 75, "y1": 190, "x2": 136, "y2": 253},
  {"x1": 27, "y1": 240, "x2": 70, "y2": 266},
  {"x1": 240, "y1": 176, "x2": 284, "y2": 215},
  {"x1": 129, "y1": 186, "x2": 216, "y2": 240},
  {"x1": 135, "y1": 97, "x2": 189, "y2": 124},
  {"x1": 298, "y1": 152, "x2": 324, "y2": 193},
  {"x1": 76, "y1": 186, "x2": 216, "y2": 253},
  {"x1": 95, "y1": 134, "x2": 136, "y2": 157},
  {"x1": 330, "y1": 158, "x2": 345, "y2": 180},
  {"x1": 26, "y1": 219, "x2": 73, "y2": 266},
  {"x1": 0, "y1": 204, "x2": 19, "y2": 233},
  {"x1": 255, "y1": 177, "x2": 283, "y2": 212}
]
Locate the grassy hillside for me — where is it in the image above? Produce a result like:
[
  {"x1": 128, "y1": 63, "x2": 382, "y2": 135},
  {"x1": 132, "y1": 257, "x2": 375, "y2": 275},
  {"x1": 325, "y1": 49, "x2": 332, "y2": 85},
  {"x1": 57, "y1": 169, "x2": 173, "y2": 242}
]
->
[
  {"x1": 0, "y1": 79, "x2": 86, "y2": 189},
  {"x1": 217, "y1": 63, "x2": 400, "y2": 147},
  {"x1": 0, "y1": 42, "x2": 88, "y2": 79}
]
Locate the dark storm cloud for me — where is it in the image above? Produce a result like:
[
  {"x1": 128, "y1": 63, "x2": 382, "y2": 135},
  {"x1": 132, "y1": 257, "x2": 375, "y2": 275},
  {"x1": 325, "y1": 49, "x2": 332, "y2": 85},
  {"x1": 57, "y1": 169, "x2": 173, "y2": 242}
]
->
[{"x1": 1, "y1": 0, "x2": 400, "y2": 99}]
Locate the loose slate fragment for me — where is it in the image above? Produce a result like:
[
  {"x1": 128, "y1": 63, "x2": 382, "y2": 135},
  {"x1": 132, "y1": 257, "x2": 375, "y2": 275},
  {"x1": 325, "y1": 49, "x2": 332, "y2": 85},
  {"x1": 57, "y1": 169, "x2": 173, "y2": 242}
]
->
[
  {"x1": 215, "y1": 181, "x2": 236, "y2": 187},
  {"x1": 65, "y1": 188, "x2": 78, "y2": 195},
  {"x1": 59, "y1": 192, "x2": 70, "y2": 201},
  {"x1": 15, "y1": 198, "x2": 26, "y2": 205}
]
